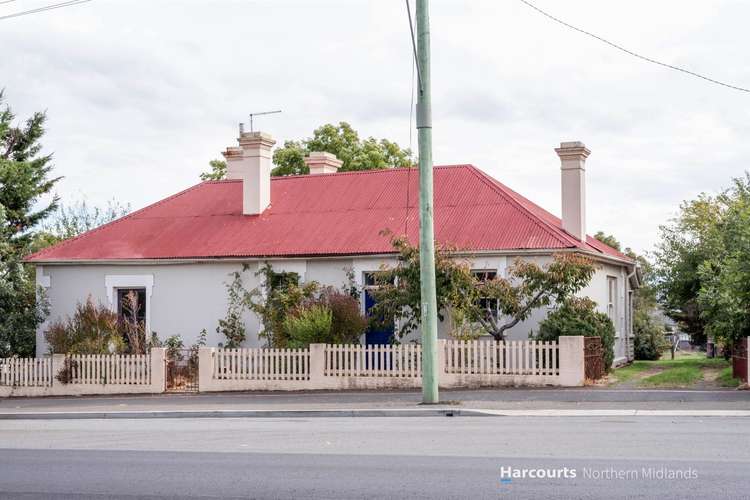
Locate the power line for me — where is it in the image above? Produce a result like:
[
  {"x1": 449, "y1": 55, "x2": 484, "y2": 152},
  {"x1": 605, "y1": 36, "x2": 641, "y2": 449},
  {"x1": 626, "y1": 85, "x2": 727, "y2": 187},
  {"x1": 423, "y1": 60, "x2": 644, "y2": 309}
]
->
[
  {"x1": 519, "y1": 0, "x2": 750, "y2": 94},
  {"x1": 404, "y1": 0, "x2": 417, "y2": 237},
  {"x1": 0, "y1": 1, "x2": 19, "y2": 6},
  {"x1": 0, "y1": 0, "x2": 93, "y2": 22}
]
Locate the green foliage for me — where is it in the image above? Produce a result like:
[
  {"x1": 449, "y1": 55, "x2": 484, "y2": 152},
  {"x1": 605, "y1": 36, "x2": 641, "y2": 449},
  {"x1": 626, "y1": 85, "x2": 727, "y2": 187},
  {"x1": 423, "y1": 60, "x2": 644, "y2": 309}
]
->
[
  {"x1": 593, "y1": 231, "x2": 622, "y2": 251},
  {"x1": 633, "y1": 309, "x2": 667, "y2": 360},
  {"x1": 43, "y1": 294, "x2": 159, "y2": 355},
  {"x1": 200, "y1": 159, "x2": 227, "y2": 181},
  {"x1": 0, "y1": 90, "x2": 60, "y2": 250},
  {"x1": 283, "y1": 304, "x2": 333, "y2": 348},
  {"x1": 163, "y1": 335, "x2": 184, "y2": 359},
  {"x1": 271, "y1": 140, "x2": 307, "y2": 176},
  {"x1": 221, "y1": 264, "x2": 367, "y2": 348},
  {"x1": 654, "y1": 173, "x2": 750, "y2": 346},
  {"x1": 0, "y1": 236, "x2": 48, "y2": 357},
  {"x1": 216, "y1": 270, "x2": 249, "y2": 348},
  {"x1": 203, "y1": 123, "x2": 411, "y2": 180},
  {"x1": 0, "y1": 91, "x2": 58, "y2": 356},
  {"x1": 315, "y1": 287, "x2": 367, "y2": 344},
  {"x1": 44, "y1": 297, "x2": 126, "y2": 355},
  {"x1": 371, "y1": 234, "x2": 596, "y2": 341},
  {"x1": 272, "y1": 122, "x2": 412, "y2": 176},
  {"x1": 696, "y1": 174, "x2": 750, "y2": 346},
  {"x1": 653, "y1": 192, "x2": 723, "y2": 345},
  {"x1": 638, "y1": 365, "x2": 702, "y2": 387},
  {"x1": 535, "y1": 297, "x2": 616, "y2": 371},
  {"x1": 247, "y1": 265, "x2": 318, "y2": 347}
]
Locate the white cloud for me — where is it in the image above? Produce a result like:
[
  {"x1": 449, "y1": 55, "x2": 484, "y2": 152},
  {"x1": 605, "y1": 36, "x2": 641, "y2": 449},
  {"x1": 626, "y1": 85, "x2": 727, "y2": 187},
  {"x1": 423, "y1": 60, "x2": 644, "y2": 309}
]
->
[{"x1": 1, "y1": 0, "x2": 749, "y2": 254}]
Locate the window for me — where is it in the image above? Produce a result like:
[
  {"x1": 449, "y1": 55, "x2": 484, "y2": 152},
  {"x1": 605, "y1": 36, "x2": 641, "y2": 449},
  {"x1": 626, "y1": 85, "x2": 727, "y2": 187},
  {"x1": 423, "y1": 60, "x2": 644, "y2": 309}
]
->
[
  {"x1": 269, "y1": 270, "x2": 300, "y2": 290},
  {"x1": 473, "y1": 270, "x2": 498, "y2": 320},
  {"x1": 117, "y1": 288, "x2": 147, "y2": 326},
  {"x1": 607, "y1": 276, "x2": 618, "y2": 333},
  {"x1": 105, "y1": 275, "x2": 153, "y2": 334}
]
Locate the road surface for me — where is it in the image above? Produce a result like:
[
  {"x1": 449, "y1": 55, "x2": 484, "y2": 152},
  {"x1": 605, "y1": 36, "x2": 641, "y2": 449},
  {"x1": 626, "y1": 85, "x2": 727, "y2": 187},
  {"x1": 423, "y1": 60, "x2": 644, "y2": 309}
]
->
[{"x1": 1, "y1": 416, "x2": 748, "y2": 499}]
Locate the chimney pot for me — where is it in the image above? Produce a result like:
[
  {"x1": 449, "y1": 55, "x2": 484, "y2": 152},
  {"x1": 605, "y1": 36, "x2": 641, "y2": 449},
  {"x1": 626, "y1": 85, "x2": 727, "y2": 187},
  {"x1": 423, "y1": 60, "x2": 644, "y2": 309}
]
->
[
  {"x1": 555, "y1": 141, "x2": 590, "y2": 241},
  {"x1": 304, "y1": 151, "x2": 343, "y2": 175}
]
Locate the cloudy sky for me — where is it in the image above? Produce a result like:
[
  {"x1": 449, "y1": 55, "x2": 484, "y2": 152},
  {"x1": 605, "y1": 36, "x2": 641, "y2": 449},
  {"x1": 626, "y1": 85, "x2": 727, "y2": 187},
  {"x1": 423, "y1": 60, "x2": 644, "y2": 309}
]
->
[{"x1": 2, "y1": 0, "x2": 749, "y2": 254}]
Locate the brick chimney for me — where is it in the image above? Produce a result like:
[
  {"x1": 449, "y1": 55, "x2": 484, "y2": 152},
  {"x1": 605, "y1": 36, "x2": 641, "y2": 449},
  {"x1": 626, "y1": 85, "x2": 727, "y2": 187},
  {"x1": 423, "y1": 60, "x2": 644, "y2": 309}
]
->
[
  {"x1": 222, "y1": 131, "x2": 276, "y2": 215},
  {"x1": 555, "y1": 141, "x2": 590, "y2": 241},
  {"x1": 304, "y1": 151, "x2": 342, "y2": 175}
]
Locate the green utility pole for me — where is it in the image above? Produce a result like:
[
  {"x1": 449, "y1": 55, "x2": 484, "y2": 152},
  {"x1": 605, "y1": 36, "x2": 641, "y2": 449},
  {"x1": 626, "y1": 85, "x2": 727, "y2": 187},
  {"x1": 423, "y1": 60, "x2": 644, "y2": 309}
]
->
[{"x1": 416, "y1": 0, "x2": 439, "y2": 404}]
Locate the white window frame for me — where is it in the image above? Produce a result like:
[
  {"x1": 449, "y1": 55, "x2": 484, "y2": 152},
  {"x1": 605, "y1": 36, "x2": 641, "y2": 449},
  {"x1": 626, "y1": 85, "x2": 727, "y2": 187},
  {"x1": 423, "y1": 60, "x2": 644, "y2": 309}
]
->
[
  {"x1": 105, "y1": 275, "x2": 154, "y2": 334},
  {"x1": 607, "y1": 275, "x2": 618, "y2": 337},
  {"x1": 471, "y1": 269, "x2": 499, "y2": 321}
]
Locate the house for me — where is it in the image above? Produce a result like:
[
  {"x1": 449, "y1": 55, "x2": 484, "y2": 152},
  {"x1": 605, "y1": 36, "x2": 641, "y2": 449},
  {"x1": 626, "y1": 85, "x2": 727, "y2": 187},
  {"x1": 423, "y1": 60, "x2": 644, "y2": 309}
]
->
[{"x1": 27, "y1": 131, "x2": 640, "y2": 365}]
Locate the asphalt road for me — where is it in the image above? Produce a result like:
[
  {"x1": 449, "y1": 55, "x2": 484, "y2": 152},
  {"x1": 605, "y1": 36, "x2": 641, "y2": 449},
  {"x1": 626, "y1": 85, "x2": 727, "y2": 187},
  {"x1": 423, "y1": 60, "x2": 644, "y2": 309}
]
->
[{"x1": 1, "y1": 416, "x2": 748, "y2": 499}]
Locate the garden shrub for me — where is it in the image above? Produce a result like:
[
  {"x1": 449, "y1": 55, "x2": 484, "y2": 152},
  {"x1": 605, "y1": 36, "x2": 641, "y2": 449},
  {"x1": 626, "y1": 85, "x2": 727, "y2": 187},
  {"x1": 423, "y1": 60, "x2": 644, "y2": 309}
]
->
[
  {"x1": 535, "y1": 297, "x2": 616, "y2": 371},
  {"x1": 316, "y1": 288, "x2": 367, "y2": 344},
  {"x1": 44, "y1": 297, "x2": 126, "y2": 355},
  {"x1": 633, "y1": 311, "x2": 667, "y2": 360},
  {"x1": 283, "y1": 304, "x2": 333, "y2": 348}
]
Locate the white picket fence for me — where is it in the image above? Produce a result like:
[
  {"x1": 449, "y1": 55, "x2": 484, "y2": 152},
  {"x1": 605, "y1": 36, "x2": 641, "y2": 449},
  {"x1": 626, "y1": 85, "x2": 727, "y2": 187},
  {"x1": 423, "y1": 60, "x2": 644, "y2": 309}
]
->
[
  {"x1": 0, "y1": 357, "x2": 53, "y2": 387},
  {"x1": 213, "y1": 348, "x2": 310, "y2": 381},
  {"x1": 0, "y1": 350, "x2": 165, "y2": 397},
  {"x1": 201, "y1": 338, "x2": 584, "y2": 391},
  {"x1": 444, "y1": 340, "x2": 558, "y2": 376},
  {"x1": 324, "y1": 343, "x2": 421, "y2": 378},
  {"x1": 67, "y1": 354, "x2": 151, "y2": 385}
]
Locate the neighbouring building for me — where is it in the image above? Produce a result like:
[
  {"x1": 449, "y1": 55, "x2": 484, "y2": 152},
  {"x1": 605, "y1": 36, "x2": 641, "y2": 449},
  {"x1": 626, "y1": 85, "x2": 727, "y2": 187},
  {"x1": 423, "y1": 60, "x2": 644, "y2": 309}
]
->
[{"x1": 27, "y1": 131, "x2": 640, "y2": 365}]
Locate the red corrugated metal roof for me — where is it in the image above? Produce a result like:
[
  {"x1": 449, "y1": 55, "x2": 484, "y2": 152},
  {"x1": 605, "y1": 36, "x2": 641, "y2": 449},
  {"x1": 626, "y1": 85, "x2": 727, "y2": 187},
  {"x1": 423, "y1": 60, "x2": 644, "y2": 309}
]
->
[{"x1": 26, "y1": 165, "x2": 631, "y2": 262}]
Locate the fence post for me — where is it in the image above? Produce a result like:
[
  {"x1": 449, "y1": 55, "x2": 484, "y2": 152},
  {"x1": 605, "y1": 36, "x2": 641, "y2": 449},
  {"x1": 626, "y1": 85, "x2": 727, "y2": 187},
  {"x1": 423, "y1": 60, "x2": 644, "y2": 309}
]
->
[
  {"x1": 558, "y1": 336, "x2": 585, "y2": 386},
  {"x1": 746, "y1": 337, "x2": 750, "y2": 385},
  {"x1": 149, "y1": 348, "x2": 166, "y2": 393},
  {"x1": 51, "y1": 353, "x2": 66, "y2": 389},
  {"x1": 436, "y1": 339, "x2": 449, "y2": 388},
  {"x1": 309, "y1": 343, "x2": 326, "y2": 389},
  {"x1": 197, "y1": 347, "x2": 214, "y2": 392}
]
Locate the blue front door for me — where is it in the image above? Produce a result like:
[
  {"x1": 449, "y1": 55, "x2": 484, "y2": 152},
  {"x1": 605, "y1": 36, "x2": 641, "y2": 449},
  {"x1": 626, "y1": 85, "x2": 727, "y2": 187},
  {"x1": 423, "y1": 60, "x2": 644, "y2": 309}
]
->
[{"x1": 364, "y1": 288, "x2": 394, "y2": 345}]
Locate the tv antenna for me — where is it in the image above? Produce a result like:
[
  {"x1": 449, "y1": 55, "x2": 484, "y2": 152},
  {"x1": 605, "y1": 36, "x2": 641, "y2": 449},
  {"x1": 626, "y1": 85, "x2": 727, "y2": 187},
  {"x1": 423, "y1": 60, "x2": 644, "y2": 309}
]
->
[{"x1": 240, "y1": 110, "x2": 282, "y2": 134}]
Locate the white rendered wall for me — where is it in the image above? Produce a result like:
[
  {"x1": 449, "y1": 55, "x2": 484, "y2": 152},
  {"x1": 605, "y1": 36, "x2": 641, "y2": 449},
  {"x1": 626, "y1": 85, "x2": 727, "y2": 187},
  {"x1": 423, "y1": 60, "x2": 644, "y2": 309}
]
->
[{"x1": 36, "y1": 254, "x2": 632, "y2": 359}]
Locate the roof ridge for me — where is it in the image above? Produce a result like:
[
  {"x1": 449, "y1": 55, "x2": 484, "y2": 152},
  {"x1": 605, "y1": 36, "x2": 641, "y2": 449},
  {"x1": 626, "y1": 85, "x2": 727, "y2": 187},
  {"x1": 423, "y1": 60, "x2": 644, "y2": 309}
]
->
[
  {"x1": 25, "y1": 181, "x2": 211, "y2": 261},
  {"x1": 270, "y1": 164, "x2": 469, "y2": 180},
  {"x1": 464, "y1": 165, "x2": 578, "y2": 249}
]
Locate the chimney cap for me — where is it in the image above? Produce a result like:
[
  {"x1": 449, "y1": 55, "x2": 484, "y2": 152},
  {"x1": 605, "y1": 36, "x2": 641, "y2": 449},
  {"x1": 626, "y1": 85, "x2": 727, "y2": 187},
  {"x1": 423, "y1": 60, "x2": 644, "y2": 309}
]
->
[
  {"x1": 555, "y1": 141, "x2": 590, "y2": 159},
  {"x1": 305, "y1": 151, "x2": 343, "y2": 174}
]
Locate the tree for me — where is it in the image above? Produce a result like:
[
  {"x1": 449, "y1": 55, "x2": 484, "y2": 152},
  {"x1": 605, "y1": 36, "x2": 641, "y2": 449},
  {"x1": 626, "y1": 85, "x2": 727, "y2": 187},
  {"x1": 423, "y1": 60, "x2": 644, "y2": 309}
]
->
[
  {"x1": 199, "y1": 159, "x2": 227, "y2": 181},
  {"x1": 0, "y1": 91, "x2": 58, "y2": 356},
  {"x1": 695, "y1": 174, "x2": 750, "y2": 346},
  {"x1": 593, "y1": 231, "x2": 621, "y2": 251},
  {"x1": 653, "y1": 192, "x2": 725, "y2": 346},
  {"x1": 200, "y1": 122, "x2": 412, "y2": 180},
  {"x1": 370, "y1": 234, "x2": 596, "y2": 341},
  {"x1": 535, "y1": 297, "x2": 616, "y2": 371}
]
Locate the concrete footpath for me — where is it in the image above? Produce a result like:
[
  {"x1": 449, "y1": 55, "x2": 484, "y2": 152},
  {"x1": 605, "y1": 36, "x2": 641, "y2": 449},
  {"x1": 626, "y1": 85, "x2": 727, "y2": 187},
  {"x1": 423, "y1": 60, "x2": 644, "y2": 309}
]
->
[{"x1": 1, "y1": 387, "x2": 749, "y2": 419}]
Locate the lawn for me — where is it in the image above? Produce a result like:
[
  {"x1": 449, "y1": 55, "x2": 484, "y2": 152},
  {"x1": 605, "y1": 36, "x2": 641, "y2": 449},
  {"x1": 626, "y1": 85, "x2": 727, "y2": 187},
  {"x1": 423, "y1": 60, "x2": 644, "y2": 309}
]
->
[
  {"x1": 610, "y1": 352, "x2": 738, "y2": 388},
  {"x1": 638, "y1": 365, "x2": 703, "y2": 387},
  {"x1": 716, "y1": 366, "x2": 741, "y2": 388}
]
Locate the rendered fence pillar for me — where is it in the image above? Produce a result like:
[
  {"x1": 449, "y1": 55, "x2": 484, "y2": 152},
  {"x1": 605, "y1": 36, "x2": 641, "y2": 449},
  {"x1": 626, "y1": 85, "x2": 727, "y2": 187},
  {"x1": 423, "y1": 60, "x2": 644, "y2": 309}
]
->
[
  {"x1": 51, "y1": 353, "x2": 66, "y2": 389},
  {"x1": 309, "y1": 343, "x2": 327, "y2": 389},
  {"x1": 150, "y1": 348, "x2": 166, "y2": 393},
  {"x1": 436, "y1": 339, "x2": 451, "y2": 388},
  {"x1": 747, "y1": 337, "x2": 750, "y2": 384},
  {"x1": 558, "y1": 336, "x2": 585, "y2": 387},
  {"x1": 197, "y1": 347, "x2": 214, "y2": 393}
]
